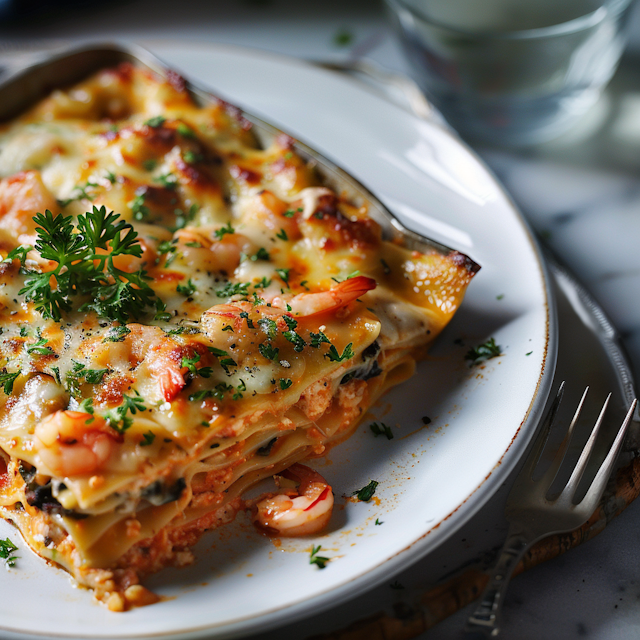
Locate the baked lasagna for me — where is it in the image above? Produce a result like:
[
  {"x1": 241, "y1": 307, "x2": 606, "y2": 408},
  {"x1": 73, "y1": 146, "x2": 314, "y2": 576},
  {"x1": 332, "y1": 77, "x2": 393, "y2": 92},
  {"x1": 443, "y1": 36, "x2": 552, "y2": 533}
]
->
[{"x1": 0, "y1": 62, "x2": 478, "y2": 610}]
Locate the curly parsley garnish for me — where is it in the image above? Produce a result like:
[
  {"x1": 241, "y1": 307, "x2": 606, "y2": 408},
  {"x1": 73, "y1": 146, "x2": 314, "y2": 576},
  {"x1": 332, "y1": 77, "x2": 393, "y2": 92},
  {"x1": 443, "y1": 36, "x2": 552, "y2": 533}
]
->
[
  {"x1": 17, "y1": 207, "x2": 156, "y2": 323},
  {"x1": 465, "y1": 337, "x2": 502, "y2": 365}
]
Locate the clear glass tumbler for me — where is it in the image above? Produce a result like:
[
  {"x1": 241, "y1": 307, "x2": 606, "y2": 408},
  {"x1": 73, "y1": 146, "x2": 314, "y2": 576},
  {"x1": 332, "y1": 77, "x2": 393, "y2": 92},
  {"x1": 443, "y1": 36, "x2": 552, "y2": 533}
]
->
[{"x1": 386, "y1": 0, "x2": 637, "y2": 145}]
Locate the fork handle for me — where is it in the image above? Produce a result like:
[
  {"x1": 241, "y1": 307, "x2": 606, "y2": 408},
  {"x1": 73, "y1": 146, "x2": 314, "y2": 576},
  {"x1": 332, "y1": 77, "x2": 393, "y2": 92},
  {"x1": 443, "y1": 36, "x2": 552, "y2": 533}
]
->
[{"x1": 465, "y1": 525, "x2": 532, "y2": 637}]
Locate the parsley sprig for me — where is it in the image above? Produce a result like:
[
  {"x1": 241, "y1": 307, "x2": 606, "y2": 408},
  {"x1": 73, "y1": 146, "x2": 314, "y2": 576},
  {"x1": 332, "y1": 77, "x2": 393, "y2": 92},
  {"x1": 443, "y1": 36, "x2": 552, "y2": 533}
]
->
[{"x1": 17, "y1": 207, "x2": 157, "y2": 323}]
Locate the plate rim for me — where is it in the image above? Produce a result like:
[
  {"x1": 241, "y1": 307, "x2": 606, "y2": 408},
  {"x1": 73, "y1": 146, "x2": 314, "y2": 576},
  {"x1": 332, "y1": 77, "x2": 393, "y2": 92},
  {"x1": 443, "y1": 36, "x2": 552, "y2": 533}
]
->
[{"x1": 0, "y1": 39, "x2": 558, "y2": 640}]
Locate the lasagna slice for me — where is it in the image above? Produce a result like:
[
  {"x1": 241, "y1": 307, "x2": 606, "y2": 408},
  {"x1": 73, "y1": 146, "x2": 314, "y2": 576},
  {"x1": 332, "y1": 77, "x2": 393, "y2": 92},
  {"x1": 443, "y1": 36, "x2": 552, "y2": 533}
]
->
[{"x1": 0, "y1": 62, "x2": 478, "y2": 610}]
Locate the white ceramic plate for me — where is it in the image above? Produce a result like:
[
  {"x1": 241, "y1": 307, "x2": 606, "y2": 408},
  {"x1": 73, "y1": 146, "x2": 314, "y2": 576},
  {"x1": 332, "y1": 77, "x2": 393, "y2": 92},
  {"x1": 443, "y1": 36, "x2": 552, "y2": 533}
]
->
[{"x1": 0, "y1": 42, "x2": 556, "y2": 640}]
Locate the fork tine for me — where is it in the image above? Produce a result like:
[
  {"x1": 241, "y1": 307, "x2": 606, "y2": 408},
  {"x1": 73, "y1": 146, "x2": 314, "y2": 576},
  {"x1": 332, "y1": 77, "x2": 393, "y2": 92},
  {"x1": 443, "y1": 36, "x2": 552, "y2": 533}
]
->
[
  {"x1": 562, "y1": 392, "x2": 611, "y2": 497},
  {"x1": 520, "y1": 382, "x2": 566, "y2": 480},
  {"x1": 576, "y1": 398, "x2": 637, "y2": 510},
  {"x1": 539, "y1": 386, "x2": 589, "y2": 488}
]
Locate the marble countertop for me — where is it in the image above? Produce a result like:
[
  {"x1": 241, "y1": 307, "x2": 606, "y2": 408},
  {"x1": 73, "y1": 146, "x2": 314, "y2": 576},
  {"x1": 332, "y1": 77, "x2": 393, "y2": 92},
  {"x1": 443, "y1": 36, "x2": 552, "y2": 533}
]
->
[{"x1": 2, "y1": 1, "x2": 640, "y2": 638}]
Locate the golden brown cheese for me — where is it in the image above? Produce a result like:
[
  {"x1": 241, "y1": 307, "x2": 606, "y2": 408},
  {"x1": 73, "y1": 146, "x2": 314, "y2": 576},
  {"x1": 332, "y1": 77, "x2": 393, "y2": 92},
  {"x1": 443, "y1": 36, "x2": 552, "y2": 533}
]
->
[{"x1": 0, "y1": 63, "x2": 478, "y2": 609}]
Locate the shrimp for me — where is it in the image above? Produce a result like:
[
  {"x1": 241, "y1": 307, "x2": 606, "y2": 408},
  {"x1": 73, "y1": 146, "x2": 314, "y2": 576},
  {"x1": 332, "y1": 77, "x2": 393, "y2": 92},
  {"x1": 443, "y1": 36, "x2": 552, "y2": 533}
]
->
[
  {"x1": 172, "y1": 226, "x2": 251, "y2": 275},
  {"x1": 270, "y1": 275, "x2": 376, "y2": 317},
  {"x1": 0, "y1": 170, "x2": 59, "y2": 244},
  {"x1": 252, "y1": 463, "x2": 334, "y2": 537},
  {"x1": 141, "y1": 334, "x2": 188, "y2": 402},
  {"x1": 34, "y1": 410, "x2": 119, "y2": 478}
]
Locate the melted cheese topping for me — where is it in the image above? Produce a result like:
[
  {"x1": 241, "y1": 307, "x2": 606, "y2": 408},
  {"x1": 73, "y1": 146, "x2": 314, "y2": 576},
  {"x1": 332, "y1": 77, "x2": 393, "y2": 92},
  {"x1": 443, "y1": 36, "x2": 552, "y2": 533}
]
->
[{"x1": 0, "y1": 64, "x2": 477, "y2": 587}]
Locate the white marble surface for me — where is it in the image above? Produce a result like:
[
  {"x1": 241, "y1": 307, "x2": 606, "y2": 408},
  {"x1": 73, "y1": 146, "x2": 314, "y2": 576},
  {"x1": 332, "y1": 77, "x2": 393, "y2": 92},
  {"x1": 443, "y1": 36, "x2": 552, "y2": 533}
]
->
[{"x1": 2, "y1": 1, "x2": 640, "y2": 639}]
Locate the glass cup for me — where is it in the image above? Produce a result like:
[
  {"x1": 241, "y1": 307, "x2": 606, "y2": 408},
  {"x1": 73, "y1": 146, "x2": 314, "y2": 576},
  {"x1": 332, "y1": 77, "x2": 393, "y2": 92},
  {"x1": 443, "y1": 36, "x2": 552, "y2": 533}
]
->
[{"x1": 386, "y1": 0, "x2": 637, "y2": 146}]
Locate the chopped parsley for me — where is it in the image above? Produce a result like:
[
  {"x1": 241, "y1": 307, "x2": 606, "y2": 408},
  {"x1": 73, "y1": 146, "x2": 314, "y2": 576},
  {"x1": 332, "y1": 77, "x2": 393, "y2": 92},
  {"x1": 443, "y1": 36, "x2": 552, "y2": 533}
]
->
[
  {"x1": 144, "y1": 115, "x2": 166, "y2": 127},
  {"x1": 176, "y1": 122, "x2": 195, "y2": 138},
  {"x1": 326, "y1": 342, "x2": 354, "y2": 362},
  {"x1": 18, "y1": 207, "x2": 156, "y2": 323},
  {"x1": 129, "y1": 192, "x2": 150, "y2": 222},
  {"x1": 183, "y1": 150, "x2": 203, "y2": 164},
  {"x1": 174, "y1": 203, "x2": 198, "y2": 230},
  {"x1": 352, "y1": 480, "x2": 378, "y2": 502},
  {"x1": 222, "y1": 325, "x2": 234, "y2": 332},
  {"x1": 0, "y1": 371, "x2": 19, "y2": 395},
  {"x1": 154, "y1": 172, "x2": 178, "y2": 189},
  {"x1": 275, "y1": 268, "x2": 290, "y2": 285},
  {"x1": 216, "y1": 281, "x2": 250, "y2": 299},
  {"x1": 370, "y1": 422, "x2": 393, "y2": 440},
  {"x1": 375, "y1": 518, "x2": 383, "y2": 525},
  {"x1": 214, "y1": 222, "x2": 235, "y2": 240},
  {"x1": 258, "y1": 317, "x2": 278, "y2": 339},
  {"x1": 309, "y1": 545, "x2": 329, "y2": 569},
  {"x1": 275, "y1": 228, "x2": 288, "y2": 241},
  {"x1": 57, "y1": 179, "x2": 98, "y2": 207},
  {"x1": 239, "y1": 311, "x2": 254, "y2": 328},
  {"x1": 176, "y1": 279, "x2": 197, "y2": 297},
  {"x1": 142, "y1": 159, "x2": 158, "y2": 171},
  {"x1": 251, "y1": 247, "x2": 270, "y2": 261},
  {"x1": 105, "y1": 392, "x2": 146, "y2": 434},
  {"x1": 25, "y1": 335, "x2": 54, "y2": 356},
  {"x1": 310, "y1": 330, "x2": 332, "y2": 348},
  {"x1": 0, "y1": 537, "x2": 18, "y2": 567},
  {"x1": 50, "y1": 366, "x2": 61, "y2": 385},
  {"x1": 279, "y1": 378, "x2": 293, "y2": 390},
  {"x1": 255, "y1": 277, "x2": 272, "y2": 289},
  {"x1": 140, "y1": 431, "x2": 156, "y2": 447},
  {"x1": 154, "y1": 298, "x2": 172, "y2": 322},
  {"x1": 333, "y1": 28, "x2": 354, "y2": 47},
  {"x1": 465, "y1": 337, "x2": 502, "y2": 365},
  {"x1": 332, "y1": 270, "x2": 360, "y2": 283},
  {"x1": 181, "y1": 353, "x2": 213, "y2": 378},
  {"x1": 103, "y1": 325, "x2": 131, "y2": 343},
  {"x1": 233, "y1": 379, "x2": 246, "y2": 400},
  {"x1": 66, "y1": 361, "x2": 109, "y2": 397},
  {"x1": 282, "y1": 315, "x2": 306, "y2": 352},
  {"x1": 259, "y1": 343, "x2": 279, "y2": 362}
]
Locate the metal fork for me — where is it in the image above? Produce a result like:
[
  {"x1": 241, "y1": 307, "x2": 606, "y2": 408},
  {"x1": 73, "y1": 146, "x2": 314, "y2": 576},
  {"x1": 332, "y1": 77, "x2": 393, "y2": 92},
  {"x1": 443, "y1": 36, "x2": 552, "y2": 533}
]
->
[{"x1": 465, "y1": 383, "x2": 637, "y2": 637}]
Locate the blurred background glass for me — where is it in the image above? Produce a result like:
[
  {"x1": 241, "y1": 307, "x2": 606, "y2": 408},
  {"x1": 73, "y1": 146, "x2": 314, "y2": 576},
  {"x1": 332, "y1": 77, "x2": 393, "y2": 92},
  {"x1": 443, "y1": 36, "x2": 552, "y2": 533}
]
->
[{"x1": 386, "y1": 0, "x2": 637, "y2": 146}]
